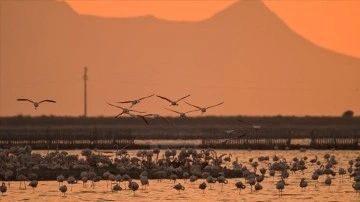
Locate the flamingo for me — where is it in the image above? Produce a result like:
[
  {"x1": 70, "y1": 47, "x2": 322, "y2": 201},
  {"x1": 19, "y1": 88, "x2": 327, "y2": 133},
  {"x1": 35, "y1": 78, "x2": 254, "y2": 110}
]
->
[
  {"x1": 164, "y1": 108, "x2": 198, "y2": 118},
  {"x1": 124, "y1": 112, "x2": 149, "y2": 125},
  {"x1": 173, "y1": 183, "x2": 185, "y2": 194},
  {"x1": 112, "y1": 184, "x2": 122, "y2": 192},
  {"x1": 184, "y1": 101, "x2": 224, "y2": 115},
  {"x1": 116, "y1": 94, "x2": 154, "y2": 108},
  {"x1": 223, "y1": 129, "x2": 248, "y2": 138},
  {"x1": 28, "y1": 180, "x2": 38, "y2": 193},
  {"x1": 276, "y1": 179, "x2": 285, "y2": 198},
  {"x1": 238, "y1": 119, "x2": 265, "y2": 130},
  {"x1": 107, "y1": 102, "x2": 146, "y2": 117},
  {"x1": 59, "y1": 185, "x2": 67, "y2": 196},
  {"x1": 140, "y1": 175, "x2": 149, "y2": 192},
  {"x1": 17, "y1": 98, "x2": 56, "y2": 109},
  {"x1": 143, "y1": 113, "x2": 172, "y2": 125},
  {"x1": 352, "y1": 181, "x2": 360, "y2": 196},
  {"x1": 156, "y1": 94, "x2": 190, "y2": 106},
  {"x1": 199, "y1": 182, "x2": 207, "y2": 193},
  {"x1": 0, "y1": 182, "x2": 7, "y2": 195},
  {"x1": 128, "y1": 180, "x2": 139, "y2": 196},
  {"x1": 56, "y1": 175, "x2": 65, "y2": 187},
  {"x1": 299, "y1": 178, "x2": 308, "y2": 191},
  {"x1": 235, "y1": 181, "x2": 246, "y2": 194},
  {"x1": 325, "y1": 176, "x2": 332, "y2": 190}
]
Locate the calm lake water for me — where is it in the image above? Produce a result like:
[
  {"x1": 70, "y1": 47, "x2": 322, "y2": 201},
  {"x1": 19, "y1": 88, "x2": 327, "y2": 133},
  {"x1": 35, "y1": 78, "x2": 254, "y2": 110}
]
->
[{"x1": 1, "y1": 149, "x2": 360, "y2": 202}]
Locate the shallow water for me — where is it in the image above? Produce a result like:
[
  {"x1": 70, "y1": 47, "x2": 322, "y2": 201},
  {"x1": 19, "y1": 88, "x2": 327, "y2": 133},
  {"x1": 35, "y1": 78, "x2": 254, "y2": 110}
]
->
[{"x1": 1, "y1": 149, "x2": 360, "y2": 201}]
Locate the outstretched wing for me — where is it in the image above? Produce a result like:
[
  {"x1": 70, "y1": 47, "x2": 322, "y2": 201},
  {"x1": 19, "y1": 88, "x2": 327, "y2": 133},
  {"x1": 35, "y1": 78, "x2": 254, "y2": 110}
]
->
[
  {"x1": 159, "y1": 115, "x2": 172, "y2": 124},
  {"x1": 156, "y1": 95, "x2": 173, "y2": 103},
  {"x1": 164, "y1": 107, "x2": 181, "y2": 114},
  {"x1": 206, "y1": 101, "x2": 224, "y2": 109},
  {"x1": 107, "y1": 102, "x2": 125, "y2": 109},
  {"x1": 138, "y1": 94, "x2": 154, "y2": 101},
  {"x1": 129, "y1": 109, "x2": 146, "y2": 113},
  {"x1": 184, "y1": 101, "x2": 201, "y2": 109},
  {"x1": 17, "y1": 98, "x2": 35, "y2": 103},
  {"x1": 115, "y1": 112, "x2": 124, "y2": 117},
  {"x1": 237, "y1": 133, "x2": 248, "y2": 138},
  {"x1": 138, "y1": 115, "x2": 149, "y2": 125},
  {"x1": 176, "y1": 94, "x2": 191, "y2": 102},
  {"x1": 39, "y1": 99, "x2": 56, "y2": 104},
  {"x1": 116, "y1": 100, "x2": 133, "y2": 104},
  {"x1": 237, "y1": 119, "x2": 254, "y2": 127},
  {"x1": 185, "y1": 109, "x2": 199, "y2": 114}
]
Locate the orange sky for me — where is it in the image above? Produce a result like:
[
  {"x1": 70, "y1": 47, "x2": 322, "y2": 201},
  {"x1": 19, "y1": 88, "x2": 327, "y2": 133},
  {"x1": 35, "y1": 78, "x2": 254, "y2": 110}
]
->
[
  {"x1": 65, "y1": 0, "x2": 360, "y2": 58},
  {"x1": 1, "y1": 0, "x2": 359, "y2": 118}
]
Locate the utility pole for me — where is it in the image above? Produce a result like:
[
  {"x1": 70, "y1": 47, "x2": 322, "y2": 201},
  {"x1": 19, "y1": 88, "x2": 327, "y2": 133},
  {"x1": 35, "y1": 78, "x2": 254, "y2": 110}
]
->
[{"x1": 83, "y1": 66, "x2": 88, "y2": 117}]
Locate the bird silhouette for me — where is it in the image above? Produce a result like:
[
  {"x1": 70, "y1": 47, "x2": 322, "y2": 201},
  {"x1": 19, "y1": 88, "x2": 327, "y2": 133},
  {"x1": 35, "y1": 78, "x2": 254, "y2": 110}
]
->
[
  {"x1": 140, "y1": 175, "x2": 149, "y2": 192},
  {"x1": 107, "y1": 102, "x2": 146, "y2": 117},
  {"x1": 124, "y1": 112, "x2": 149, "y2": 125},
  {"x1": 0, "y1": 182, "x2": 7, "y2": 195},
  {"x1": 276, "y1": 179, "x2": 285, "y2": 198},
  {"x1": 112, "y1": 184, "x2": 122, "y2": 192},
  {"x1": 17, "y1": 99, "x2": 56, "y2": 109},
  {"x1": 164, "y1": 108, "x2": 198, "y2": 118},
  {"x1": 156, "y1": 94, "x2": 190, "y2": 106},
  {"x1": 184, "y1": 101, "x2": 224, "y2": 115},
  {"x1": 116, "y1": 94, "x2": 154, "y2": 108},
  {"x1": 173, "y1": 183, "x2": 185, "y2": 194},
  {"x1": 235, "y1": 181, "x2": 246, "y2": 194},
  {"x1": 199, "y1": 182, "x2": 207, "y2": 193},
  {"x1": 28, "y1": 180, "x2": 38, "y2": 194},
  {"x1": 238, "y1": 119, "x2": 265, "y2": 130},
  {"x1": 128, "y1": 180, "x2": 139, "y2": 196},
  {"x1": 57, "y1": 175, "x2": 65, "y2": 187},
  {"x1": 59, "y1": 185, "x2": 67, "y2": 196},
  {"x1": 143, "y1": 113, "x2": 173, "y2": 125},
  {"x1": 325, "y1": 176, "x2": 332, "y2": 190},
  {"x1": 299, "y1": 178, "x2": 308, "y2": 191}
]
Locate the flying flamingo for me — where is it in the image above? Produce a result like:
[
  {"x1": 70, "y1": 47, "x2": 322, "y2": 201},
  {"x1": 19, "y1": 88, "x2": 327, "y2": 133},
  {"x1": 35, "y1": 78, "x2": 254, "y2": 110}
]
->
[
  {"x1": 143, "y1": 113, "x2": 172, "y2": 125},
  {"x1": 124, "y1": 112, "x2": 149, "y2": 125},
  {"x1": 164, "y1": 108, "x2": 198, "y2": 118},
  {"x1": 184, "y1": 101, "x2": 224, "y2": 115},
  {"x1": 156, "y1": 94, "x2": 190, "y2": 106},
  {"x1": 107, "y1": 102, "x2": 146, "y2": 117},
  {"x1": 238, "y1": 119, "x2": 267, "y2": 130},
  {"x1": 116, "y1": 94, "x2": 154, "y2": 108},
  {"x1": 17, "y1": 99, "x2": 56, "y2": 109}
]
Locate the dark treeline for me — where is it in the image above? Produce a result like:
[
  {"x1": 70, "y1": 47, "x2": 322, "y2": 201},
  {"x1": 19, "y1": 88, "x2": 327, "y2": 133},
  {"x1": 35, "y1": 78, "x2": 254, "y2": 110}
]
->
[{"x1": 1, "y1": 115, "x2": 360, "y2": 127}]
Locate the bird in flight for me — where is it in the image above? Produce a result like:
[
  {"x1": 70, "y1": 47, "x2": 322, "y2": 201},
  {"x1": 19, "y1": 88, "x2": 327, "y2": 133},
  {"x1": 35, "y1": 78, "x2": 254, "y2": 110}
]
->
[
  {"x1": 164, "y1": 108, "x2": 198, "y2": 118},
  {"x1": 156, "y1": 94, "x2": 190, "y2": 106},
  {"x1": 224, "y1": 129, "x2": 248, "y2": 138},
  {"x1": 144, "y1": 113, "x2": 173, "y2": 125},
  {"x1": 17, "y1": 99, "x2": 56, "y2": 109},
  {"x1": 124, "y1": 112, "x2": 149, "y2": 125},
  {"x1": 238, "y1": 119, "x2": 265, "y2": 130},
  {"x1": 107, "y1": 102, "x2": 146, "y2": 117},
  {"x1": 116, "y1": 94, "x2": 154, "y2": 108},
  {"x1": 185, "y1": 101, "x2": 224, "y2": 115}
]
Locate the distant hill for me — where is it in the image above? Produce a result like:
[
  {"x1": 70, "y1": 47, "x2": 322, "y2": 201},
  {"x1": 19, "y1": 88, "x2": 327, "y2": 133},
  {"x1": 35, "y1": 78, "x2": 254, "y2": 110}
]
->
[{"x1": 1, "y1": 0, "x2": 359, "y2": 117}]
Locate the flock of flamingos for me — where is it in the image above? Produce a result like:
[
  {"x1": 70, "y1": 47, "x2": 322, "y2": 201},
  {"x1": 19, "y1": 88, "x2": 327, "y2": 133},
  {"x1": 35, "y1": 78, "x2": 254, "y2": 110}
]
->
[
  {"x1": 16, "y1": 94, "x2": 225, "y2": 124},
  {"x1": 1, "y1": 145, "x2": 360, "y2": 198},
  {"x1": 4, "y1": 95, "x2": 359, "y2": 199}
]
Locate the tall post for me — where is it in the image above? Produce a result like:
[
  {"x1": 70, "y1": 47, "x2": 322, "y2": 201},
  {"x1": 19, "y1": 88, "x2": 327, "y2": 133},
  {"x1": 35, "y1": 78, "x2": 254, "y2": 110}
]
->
[{"x1": 83, "y1": 66, "x2": 88, "y2": 117}]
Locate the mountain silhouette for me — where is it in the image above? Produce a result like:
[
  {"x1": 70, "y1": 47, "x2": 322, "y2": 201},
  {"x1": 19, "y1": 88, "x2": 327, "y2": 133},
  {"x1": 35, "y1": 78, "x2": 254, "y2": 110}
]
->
[{"x1": 1, "y1": 0, "x2": 359, "y2": 116}]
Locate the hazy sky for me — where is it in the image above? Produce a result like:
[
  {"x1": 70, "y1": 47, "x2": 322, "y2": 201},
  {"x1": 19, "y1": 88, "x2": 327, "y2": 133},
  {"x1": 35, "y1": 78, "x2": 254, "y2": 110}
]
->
[
  {"x1": 1, "y1": 0, "x2": 359, "y2": 118},
  {"x1": 65, "y1": 0, "x2": 360, "y2": 58}
]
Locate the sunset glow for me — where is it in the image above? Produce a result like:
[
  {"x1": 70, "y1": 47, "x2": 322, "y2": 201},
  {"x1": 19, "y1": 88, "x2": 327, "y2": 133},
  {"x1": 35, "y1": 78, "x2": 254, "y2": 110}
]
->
[{"x1": 1, "y1": 0, "x2": 359, "y2": 117}]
